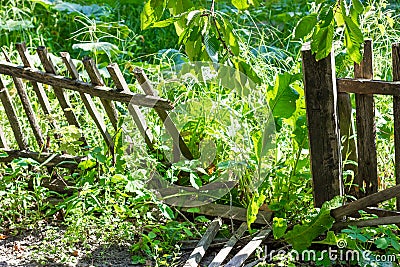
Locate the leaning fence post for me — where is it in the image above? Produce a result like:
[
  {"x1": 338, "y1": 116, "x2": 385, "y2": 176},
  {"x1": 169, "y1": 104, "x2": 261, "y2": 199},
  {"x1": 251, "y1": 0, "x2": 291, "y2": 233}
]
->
[
  {"x1": 392, "y1": 43, "x2": 400, "y2": 211},
  {"x1": 301, "y1": 43, "x2": 343, "y2": 207}
]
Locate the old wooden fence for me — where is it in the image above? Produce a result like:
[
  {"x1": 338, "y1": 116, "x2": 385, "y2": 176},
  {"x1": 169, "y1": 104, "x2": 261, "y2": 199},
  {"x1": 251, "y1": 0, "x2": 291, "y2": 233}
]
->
[
  {"x1": 303, "y1": 39, "x2": 400, "y2": 216},
  {"x1": 0, "y1": 43, "x2": 275, "y2": 266},
  {"x1": 2, "y1": 40, "x2": 400, "y2": 266},
  {"x1": 0, "y1": 43, "x2": 195, "y2": 168}
]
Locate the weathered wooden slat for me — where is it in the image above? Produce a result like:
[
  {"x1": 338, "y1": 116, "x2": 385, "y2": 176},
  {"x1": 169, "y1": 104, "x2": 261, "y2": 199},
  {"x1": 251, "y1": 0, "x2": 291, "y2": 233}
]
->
[
  {"x1": 0, "y1": 77, "x2": 28, "y2": 150},
  {"x1": 301, "y1": 42, "x2": 343, "y2": 207},
  {"x1": 60, "y1": 52, "x2": 114, "y2": 150},
  {"x1": 224, "y1": 229, "x2": 271, "y2": 267},
  {"x1": 337, "y1": 78, "x2": 400, "y2": 95},
  {"x1": 184, "y1": 217, "x2": 222, "y2": 267},
  {"x1": 331, "y1": 184, "x2": 400, "y2": 219},
  {"x1": 134, "y1": 67, "x2": 193, "y2": 161},
  {"x1": 354, "y1": 40, "x2": 377, "y2": 198},
  {"x1": 0, "y1": 61, "x2": 173, "y2": 109},
  {"x1": 82, "y1": 57, "x2": 119, "y2": 130},
  {"x1": 0, "y1": 149, "x2": 82, "y2": 168},
  {"x1": 37, "y1": 46, "x2": 88, "y2": 147},
  {"x1": 2, "y1": 49, "x2": 45, "y2": 149},
  {"x1": 332, "y1": 216, "x2": 400, "y2": 231},
  {"x1": 182, "y1": 203, "x2": 272, "y2": 225},
  {"x1": 338, "y1": 92, "x2": 358, "y2": 196},
  {"x1": 107, "y1": 63, "x2": 155, "y2": 150},
  {"x1": 0, "y1": 125, "x2": 8, "y2": 149},
  {"x1": 15, "y1": 43, "x2": 55, "y2": 125},
  {"x1": 392, "y1": 43, "x2": 400, "y2": 211},
  {"x1": 209, "y1": 222, "x2": 247, "y2": 267}
]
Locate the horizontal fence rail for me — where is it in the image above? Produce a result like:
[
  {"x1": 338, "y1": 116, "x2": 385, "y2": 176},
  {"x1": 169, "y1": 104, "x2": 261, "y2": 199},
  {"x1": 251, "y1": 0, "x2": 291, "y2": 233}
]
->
[
  {"x1": 0, "y1": 61, "x2": 173, "y2": 110},
  {"x1": 337, "y1": 78, "x2": 400, "y2": 95}
]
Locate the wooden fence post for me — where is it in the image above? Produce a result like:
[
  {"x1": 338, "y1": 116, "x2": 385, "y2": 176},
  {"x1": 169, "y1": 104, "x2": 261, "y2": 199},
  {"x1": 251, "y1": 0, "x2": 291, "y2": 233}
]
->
[
  {"x1": 301, "y1": 43, "x2": 343, "y2": 207},
  {"x1": 354, "y1": 40, "x2": 378, "y2": 198},
  {"x1": 392, "y1": 43, "x2": 400, "y2": 211}
]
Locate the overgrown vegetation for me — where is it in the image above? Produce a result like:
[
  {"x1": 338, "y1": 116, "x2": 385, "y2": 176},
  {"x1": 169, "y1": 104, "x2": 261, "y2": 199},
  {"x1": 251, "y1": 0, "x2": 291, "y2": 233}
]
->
[{"x1": 0, "y1": 0, "x2": 400, "y2": 266}]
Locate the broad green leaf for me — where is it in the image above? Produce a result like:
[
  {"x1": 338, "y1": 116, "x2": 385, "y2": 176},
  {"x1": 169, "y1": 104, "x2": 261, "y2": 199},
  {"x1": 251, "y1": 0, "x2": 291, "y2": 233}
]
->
[
  {"x1": 284, "y1": 197, "x2": 341, "y2": 251},
  {"x1": 391, "y1": 238, "x2": 400, "y2": 251},
  {"x1": 158, "y1": 203, "x2": 175, "y2": 219},
  {"x1": 322, "y1": 9, "x2": 334, "y2": 28},
  {"x1": 247, "y1": 193, "x2": 267, "y2": 227},
  {"x1": 15, "y1": 158, "x2": 39, "y2": 167},
  {"x1": 235, "y1": 59, "x2": 261, "y2": 85},
  {"x1": 151, "y1": 13, "x2": 186, "y2": 28},
  {"x1": 293, "y1": 115, "x2": 309, "y2": 148},
  {"x1": 78, "y1": 159, "x2": 96, "y2": 170},
  {"x1": 311, "y1": 24, "x2": 334, "y2": 61},
  {"x1": 185, "y1": 38, "x2": 203, "y2": 61},
  {"x1": 343, "y1": 16, "x2": 363, "y2": 63},
  {"x1": 251, "y1": 126, "x2": 274, "y2": 165},
  {"x1": 222, "y1": 17, "x2": 240, "y2": 56},
  {"x1": 334, "y1": 3, "x2": 345, "y2": 26},
  {"x1": 267, "y1": 72, "x2": 301, "y2": 119},
  {"x1": 168, "y1": 0, "x2": 194, "y2": 35},
  {"x1": 186, "y1": 207, "x2": 200, "y2": 213},
  {"x1": 294, "y1": 13, "x2": 317, "y2": 39},
  {"x1": 141, "y1": 0, "x2": 167, "y2": 30},
  {"x1": 148, "y1": 231, "x2": 157, "y2": 239},
  {"x1": 0, "y1": 151, "x2": 8, "y2": 158},
  {"x1": 352, "y1": 0, "x2": 364, "y2": 14},
  {"x1": 189, "y1": 172, "x2": 202, "y2": 189},
  {"x1": 111, "y1": 174, "x2": 127, "y2": 183},
  {"x1": 375, "y1": 237, "x2": 389, "y2": 249},
  {"x1": 232, "y1": 0, "x2": 249, "y2": 10},
  {"x1": 273, "y1": 217, "x2": 288, "y2": 239},
  {"x1": 213, "y1": 15, "x2": 240, "y2": 56},
  {"x1": 204, "y1": 34, "x2": 220, "y2": 63},
  {"x1": 187, "y1": 10, "x2": 201, "y2": 25},
  {"x1": 54, "y1": 2, "x2": 110, "y2": 18}
]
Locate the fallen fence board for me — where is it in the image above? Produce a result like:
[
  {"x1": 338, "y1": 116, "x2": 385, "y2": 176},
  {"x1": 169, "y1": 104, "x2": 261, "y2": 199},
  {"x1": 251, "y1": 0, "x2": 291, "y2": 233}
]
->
[
  {"x1": 331, "y1": 184, "x2": 400, "y2": 219},
  {"x1": 184, "y1": 217, "x2": 222, "y2": 267},
  {"x1": 224, "y1": 228, "x2": 271, "y2": 267},
  {"x1": 209, "y1": 222, "x2": 247, "y2": 267},
  {"x1": 182, "y1": 203, "x2": 272, "y2": 225},
  {"x1": 332, "y1": 216, "x2": 400, "y2": 230}
]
